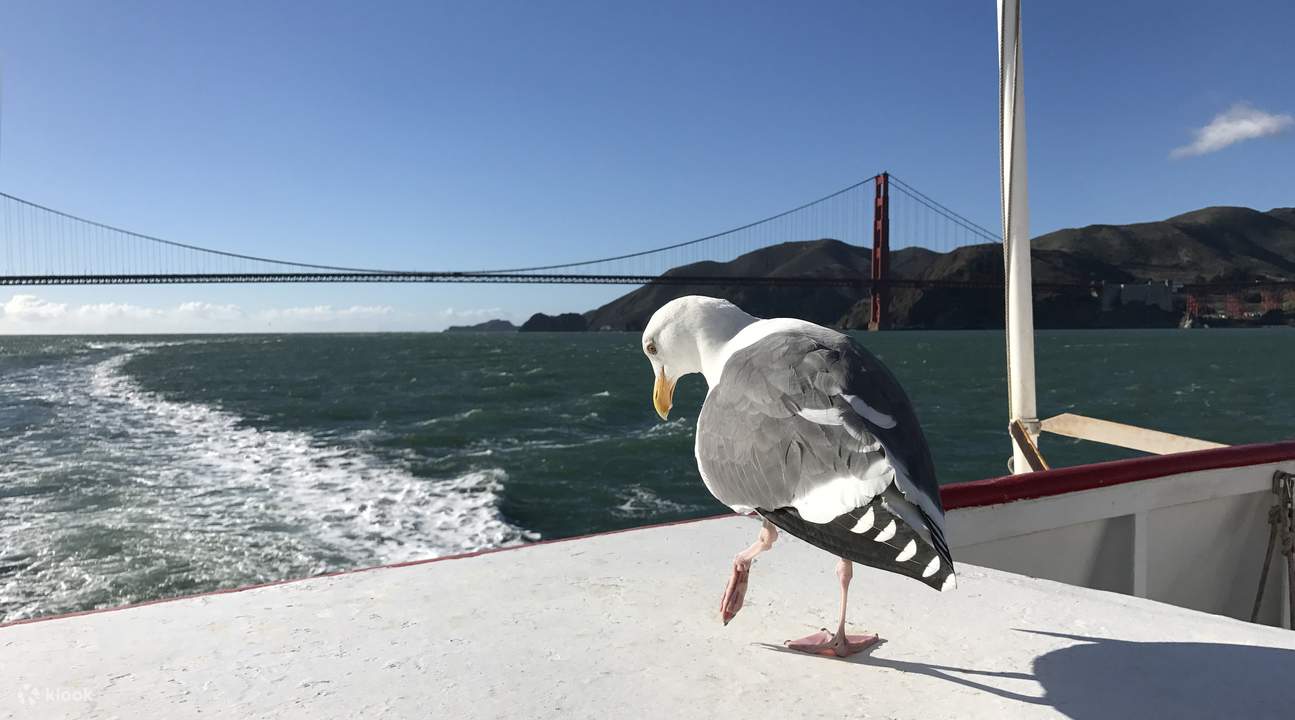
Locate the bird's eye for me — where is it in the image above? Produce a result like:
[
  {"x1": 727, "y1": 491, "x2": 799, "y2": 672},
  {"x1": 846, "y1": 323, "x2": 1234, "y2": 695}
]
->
[{"x1": 646, "y1": 342, "x2": 657, "y2": 355}]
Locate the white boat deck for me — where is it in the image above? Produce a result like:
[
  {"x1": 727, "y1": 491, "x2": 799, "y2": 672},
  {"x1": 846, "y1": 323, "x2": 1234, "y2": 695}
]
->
[{"x1": 3, "y1": 515, "x2": 1293, "y2": 719}]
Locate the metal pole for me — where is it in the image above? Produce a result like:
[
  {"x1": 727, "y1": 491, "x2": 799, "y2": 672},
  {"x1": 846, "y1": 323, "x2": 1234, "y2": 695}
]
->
[{"x1": 999, "y1": 0, "x2": 1039, "y2": 474}]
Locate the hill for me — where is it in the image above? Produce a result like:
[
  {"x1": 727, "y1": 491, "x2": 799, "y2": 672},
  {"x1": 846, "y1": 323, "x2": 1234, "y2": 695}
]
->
[
  {"x1": 1033, "y1": 206, "x2": 1295, "y2": 281},
  {"x1": 520, "y1": 312, "x2": 588, "y2": 332},
  {"x1": 583, "y1": 206, "x2": 1295, "y2": 330},
  {"x1": 443, "y1": 319, "x2": 517, "y2": 333}
]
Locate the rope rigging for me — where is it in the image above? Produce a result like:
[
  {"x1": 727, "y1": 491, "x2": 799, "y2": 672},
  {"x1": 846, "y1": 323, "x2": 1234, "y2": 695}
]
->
[{"x1": 1251, "y1": 470, "x2": 1294, "y2": 627}]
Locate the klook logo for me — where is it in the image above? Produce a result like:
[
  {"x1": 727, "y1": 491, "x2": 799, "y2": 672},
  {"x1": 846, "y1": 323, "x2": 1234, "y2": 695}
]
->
[
  {"x1": 12, "y1": 684, "x2": 93, "y2": 706},
  {"x1": 15, "y1": 685, "x2": 41, "y2": 706}
]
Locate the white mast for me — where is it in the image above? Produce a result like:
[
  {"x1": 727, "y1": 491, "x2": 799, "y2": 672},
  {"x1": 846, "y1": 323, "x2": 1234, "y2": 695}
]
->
[{"x1": 998, "y1": 0, "x2": 1039, "y2": 474}]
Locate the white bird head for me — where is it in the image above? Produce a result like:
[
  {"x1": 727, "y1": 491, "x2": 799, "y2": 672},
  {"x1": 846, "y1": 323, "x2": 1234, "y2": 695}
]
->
[{"x1": 641, "y1": 296, "x2": 756, "y2": 420}]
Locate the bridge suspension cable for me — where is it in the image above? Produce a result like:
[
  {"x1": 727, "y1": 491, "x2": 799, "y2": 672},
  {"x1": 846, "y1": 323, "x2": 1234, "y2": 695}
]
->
[
  {"x1": 887, "y1": 174, "x2": 1000, "y2": 244},
  {"x1": 16, "y1": 172, "x2": 1282, "y2": 295},
  {"x1": 0, "y1": 191, "x2": 402, "y2": 276},
  {"x1": 4, "y1": 175, "x2": 1287, "y2": 303},
  {"x1": 7, "y1": 172, "x2": 958, "y2": 283},
  {"x1": 469, "y1": 174, "x2": 881, "y2": 274}
]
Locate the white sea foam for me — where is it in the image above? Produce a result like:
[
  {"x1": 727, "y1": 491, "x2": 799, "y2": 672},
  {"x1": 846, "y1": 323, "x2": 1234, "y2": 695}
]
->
[
  {"x1": 81, "y1": 353, "x2": 537, "y2": 565},
  {"x1": 613, "y1": 486, "x2": 695, "y2": 518},
  {"x1": 471, "y1": 439, "x2": 590, "y2": 454},
  {"x1": 417, "y1": 408, "x2": 483, "y2": 426},
  {"x1": 642, "y1": 417, "x2": 690, "y2": 436},
  {"x1": 84, "y1": 339, "x2": 206, "y2": 351}
]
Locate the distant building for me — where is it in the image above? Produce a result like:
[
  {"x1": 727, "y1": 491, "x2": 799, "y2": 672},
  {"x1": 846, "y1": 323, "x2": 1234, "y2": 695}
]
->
[{"x1": 1101, "y1": 281, "x2": 1174, "y2": 312}]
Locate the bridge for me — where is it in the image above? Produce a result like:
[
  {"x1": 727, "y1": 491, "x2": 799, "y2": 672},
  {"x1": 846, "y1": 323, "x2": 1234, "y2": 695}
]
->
[{"x1": 1, "y1": 172, "x2": 1290, "y2": 329}]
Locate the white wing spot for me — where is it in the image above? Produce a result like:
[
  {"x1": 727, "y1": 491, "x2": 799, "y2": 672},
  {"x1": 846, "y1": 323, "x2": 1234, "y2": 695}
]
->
[
  {"x1": 941, "y1": 573, "x2": 958, "y2": 592},
  {"x1": 850, "y1": 507, "x2": 875, "y2": 533},
  {"x1": 874, "y1": 519, "x2": 897, "y2": 543},
  {"x1": 843, "y1": 394, "x2": 897, "y2": 429},
  {"x1": 923, "y1": 556, "x2": 941, "y2": 578},
  {"x1": 791, "y1": 474, "x2": 891, "y2": 524},
  {"x1": 797, "y1": 407, "x2": 843, "y2": 426},
  {"x1": 895, "y1": 539, "x2": 917, "y2": 562}
]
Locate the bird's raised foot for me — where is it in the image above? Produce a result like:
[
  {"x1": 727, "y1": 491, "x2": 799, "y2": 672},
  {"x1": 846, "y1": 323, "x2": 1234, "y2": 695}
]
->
[
  {"x1": 719, "y1": 562, "x2": 750, "y2": 625},
  {"x1": 785, "y1": 629, "x2": 879, "y2": 658}
]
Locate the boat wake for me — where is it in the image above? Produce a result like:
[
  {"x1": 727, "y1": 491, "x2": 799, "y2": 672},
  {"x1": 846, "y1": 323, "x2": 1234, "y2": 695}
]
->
[{"x1": 0, "y1": 346, "x2": 536, "y2": 623}]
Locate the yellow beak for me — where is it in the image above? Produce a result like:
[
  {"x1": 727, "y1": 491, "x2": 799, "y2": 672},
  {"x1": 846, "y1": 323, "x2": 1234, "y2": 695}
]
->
[{"x1": 653, "y1": 369, "x2": 676, "y2": 420}]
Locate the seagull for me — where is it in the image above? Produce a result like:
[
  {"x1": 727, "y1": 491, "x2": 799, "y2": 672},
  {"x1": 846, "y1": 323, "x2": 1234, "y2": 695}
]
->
[{"x1": 642, "y1": 296, "x2": 954, "y2": 657}]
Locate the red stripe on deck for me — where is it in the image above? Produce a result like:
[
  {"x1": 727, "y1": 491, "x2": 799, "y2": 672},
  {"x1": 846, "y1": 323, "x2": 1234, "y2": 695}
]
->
[
  {"x1": 940, "y1": 440, "x2": 1295, "y2": 510},
  {"x1": 0, "y1": 512, "x2": 732, "y2": 630}
]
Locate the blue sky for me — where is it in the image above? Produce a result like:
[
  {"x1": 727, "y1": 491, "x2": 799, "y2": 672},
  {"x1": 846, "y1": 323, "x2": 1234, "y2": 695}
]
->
[{"x1": 1, "y1": 0, "x2": 1291, "y2": 332}]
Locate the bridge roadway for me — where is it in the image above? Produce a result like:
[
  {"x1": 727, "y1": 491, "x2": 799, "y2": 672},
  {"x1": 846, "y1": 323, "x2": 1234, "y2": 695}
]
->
[
  {"x1": 0, "y1": 272, "x2": 1090, "y2": 290},
  {"x1": 2, "y1": 273, "x2": 1289, "y2": 294}
]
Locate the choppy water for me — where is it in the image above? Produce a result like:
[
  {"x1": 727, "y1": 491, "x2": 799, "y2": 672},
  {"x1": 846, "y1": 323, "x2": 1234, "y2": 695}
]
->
[{"x1": 2, "y1": 329, "x2": 1292, "y2": 622}]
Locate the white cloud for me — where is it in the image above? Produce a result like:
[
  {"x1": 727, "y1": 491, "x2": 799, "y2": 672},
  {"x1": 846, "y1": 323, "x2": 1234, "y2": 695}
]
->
[
  {"x1": 439, "y1": 306, "x2": 508, "y2": 321},
  {"x1": 259, "y1": 304, "x2": 393, "y2": 323},
  {"x1": 0, "y1": 294, "x2": 403, "y2": 334},
  {"x1": 175, "y1": 302, "x2": 244, "y2": 321},
  {"x1": 1171, "y1": 103, "x2": 1293, "y2": 158},
  {"x1": 74, "y1": 302, "x2": 164, "y2": 322},
  {"x1": 2, "y1": 294, "x2": 69, "y2": 322},
  {"x1": 0, "y1": 294, "x2": 533, "y2": 333}
]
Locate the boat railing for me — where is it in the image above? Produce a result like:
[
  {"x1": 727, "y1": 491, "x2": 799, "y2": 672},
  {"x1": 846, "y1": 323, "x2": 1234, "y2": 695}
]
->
[
  {"x1": 940, "y1": 441, "x2": 1295, "y2": 628},
  {"x1": 1038, "y1": 413, "x2": 1227, "y2": 455}
]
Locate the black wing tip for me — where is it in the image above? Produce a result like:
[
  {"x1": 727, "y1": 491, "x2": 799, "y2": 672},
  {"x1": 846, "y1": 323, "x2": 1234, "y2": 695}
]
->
[
  {"x1": 759, "y1": 500, "x2": 956, "y2": 593},
  {"x1": 917, "y1": 507, "x2": 955, "y2": 569}
]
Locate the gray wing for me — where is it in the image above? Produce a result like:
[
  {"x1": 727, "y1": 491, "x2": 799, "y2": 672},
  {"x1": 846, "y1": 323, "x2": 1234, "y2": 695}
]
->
[{"x1": 695, "y1": 329, "x2": 953, "y2": 590}]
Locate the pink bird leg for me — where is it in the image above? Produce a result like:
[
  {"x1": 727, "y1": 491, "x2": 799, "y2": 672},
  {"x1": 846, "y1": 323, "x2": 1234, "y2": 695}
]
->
[
  {"x1": 785, "y1": 558, "x2": 880, "y2": 658},
  {"x1": 720, "y1": 520, "x2": 777, "y2": 625}
]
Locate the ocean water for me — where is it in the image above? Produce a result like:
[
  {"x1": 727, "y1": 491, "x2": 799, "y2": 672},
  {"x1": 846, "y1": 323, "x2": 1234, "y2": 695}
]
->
[{"x1": 2, "y1": 329, "x2": 1292, "y2": 622}]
